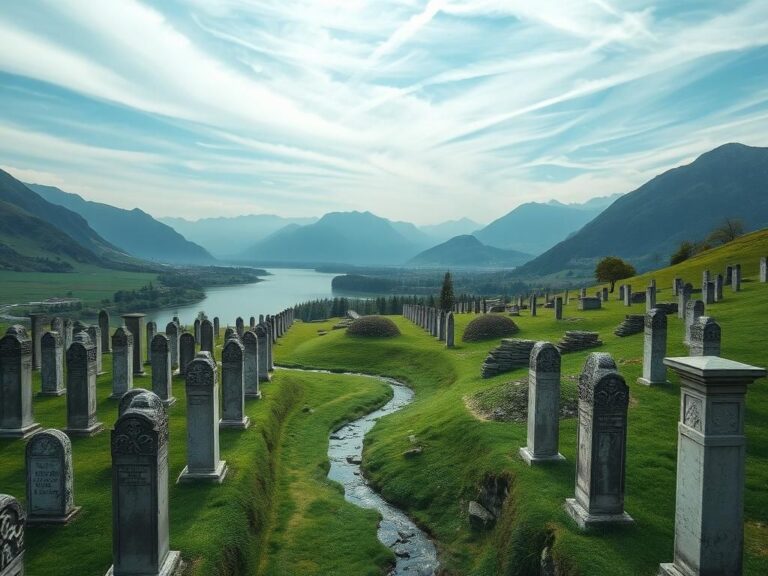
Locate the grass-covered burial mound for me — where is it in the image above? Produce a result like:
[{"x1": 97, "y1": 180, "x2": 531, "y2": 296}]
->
[
  {"x1": 347, "y1": 315, "x2": 401, "y2": 338},
  {"x1": 462, "y1": 314, "x2": 519, "y2": 342}
]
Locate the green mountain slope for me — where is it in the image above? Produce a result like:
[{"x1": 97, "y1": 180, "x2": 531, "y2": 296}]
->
[
  {"x1": 517, "y1": 143, "x2": 768, "y2": 276},
  {"x1": 407, "y1": 234, "x2": 531, "y2": 268},
  {"x1": 28, "y1": 183, "x2": 214, "y2": 265}
]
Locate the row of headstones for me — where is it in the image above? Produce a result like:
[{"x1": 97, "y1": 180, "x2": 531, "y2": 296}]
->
[
  {"x1": 517, "y1": 342, "x2": 764, "y2": 576},
  {"x1": 452, "y1": 300, "x2": 485, "y2": 314},
  {"x1": 0, "y1": 309, "x2": 296, "y2": 576},
  {"x1": 402, "y1": 304, "x2": 454, "y2": 347}
]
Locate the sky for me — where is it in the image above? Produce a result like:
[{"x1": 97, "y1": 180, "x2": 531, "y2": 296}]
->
[{"x1": 1, "y1": 1, "x2": 768, "y2": 225}]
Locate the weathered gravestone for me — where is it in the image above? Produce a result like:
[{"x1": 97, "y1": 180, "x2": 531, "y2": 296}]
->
[
  {"x1": 235, "y1": 317, "x2": 244, "y2": 338},
  {"x1": 715, "y1": 274, "x2": 724, "y2": 302},
  {"x1": 672, "y1": 278, "x2": 681, "y2": 297},
  {"x1": 178, "y1": 332, "x2": 195, "y2": 377},
  {"x1": 50, "y1": 317, "x2": 63, "y2": 337},
  {"x1": 165, "y1": 322, "x2": 179, "y2": 372},
  {"x1": 0, "y1": 494, "x2": 25, "y2": 575},
  {"x1": 565, "y1": 353, "x2": 633, "y2": 529},
  {"x1": 249, "y1": 316, "x2": 255, "y2": 329},
  {"x1": 242, "y1": 331, "x2": 261, "y2": 399},
  {"x1": 445, "y1": 312, "x2": 455, "y2": 348},
  {"x1": 98, "y1": 309, "x2": 111, "y2": 353},
  {"x1": 65, "y1": 332, "x2": 103, "y2": 437},
  {"x1": 150, "y1": 334, "x2": 175, "y2": 407},
  {"x1": 200, "y1": 319, "x2": 214, "y2": 353},
  {"x1": 555, "y1": 297, "x2": 563, "y2": 320},
  {"x1": 26, "y1": 429, "x2": 80, "y2": 524},
  {"x1": 578, "y1": 297, "x2": 601, "y2": 311},
  {"x1": 122, "y1": 313, "x2": 146, "y2": 376},
  {"x1": 111, "y1": 326, "x2": 133, "y2": 399},
  {"x1": 107, "y1": 391, "x2": 181, "y2": 576},
  {"x1": 178, "y1": 352, "x2": 227, "y2": 483},
  {"x1": 659, "y1": 357, "x2": 766, "y2": 576},
  {"x1": 638, "y1": 309, "x2": 668, "y2": 386},
  {"x1": 194, "y1": 318, "x2": 201, "y2": 344},
  {"x1": 519, "y1": 342, "x2": 565, "y2": 465},
  {"x1": 40, "y1": 331, "x2": 65, "y2": 396},
  {"x1": 28, "y1": 313, "x2": 47, "y2": 371},
  {"x1": 221, "y1": 338, "x2": 250, "y2": 429},
  {"x1": 725, "y1": 264, "x2": 733, "y2": 284},
  {"x1": 265, "y1": 320, "x2": 275, "y2": 370},
  {"x1": 678, "y1": 283, "x2": 692, "y2": 319},
  {"x1": 646, "y1": 285, "x2": 656, "y2": 312},
  {"x1": 601, "y1": 287, "x2": 609, "y2": 302},
  {"x1": 213, "y1": 317, "x2": 220, "y2": 341},
  {"x1": 118, "y1": 388, "x2": 150, "y2": 418},
  {"x1": 702, "y1": 281, "x2": 714, "y2": 305},
  {"x1": 255, "y1": 325, "x2": 271, "y2": 383},
  {"x1": 63, "y1": 318, "x2": 74, "y2": 351},
  {"x1": 623, "y1": 284, "x2": 632, "y2": 306},
  {"x1": 530, "y1": 295, "x2": 537, "y2": 317},
  {"x1": 689, "y1": 316, "x2": 721, "y2": 357},
  {"x1": 145, "y1": 321, "x2": 156, "y2": 366},
  {"x1": 86, "y1": 325, "x2": 104, "y2": 375},
  {"x1": 761, "y1": 256, "x2": 767, "y2": 283},
  {"x1": 684, "y1": 299, "x2": 705, "y2": 346},
  {"x1": 0, "y1": 326, "x2": 41, "y2": 438},
  {"x1": 731, "y1": 263, "x2": 741, "y2": 291}
]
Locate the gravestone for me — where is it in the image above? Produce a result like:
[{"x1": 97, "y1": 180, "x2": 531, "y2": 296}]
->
[
  {"x1": 438, "y1": 311, "x2": 446, "y2": 341},
  {"x1": 118, "y1": 388, "x2": 150, "y2": 418},
  {"x1": 659, "y1": 357, "x2": 765, "y2": 576},
  {"x1": 579, "y1": 288, "x2": 587, "y2": 298},
  {"x1": 122, "y1": 313, "x2": 146, "y2": 376},
  {"x1": 150, "y1": 334, "x2": 174, "y2": 407},
  {"x1": 224, "y1": 327, "x2": 236, "y2": 341},
  {"x1": 684, "y1": 300, "x2": 705, "y2": 346},
  {"x1": 702, "y1": 281, "x2": 714, "y2": 305},
  {"x1": 111, "y1": 326, "x2": 133, "y2": 399},
  {"x1": 761, "y1": 256, "x2": 767, "y2": 283},
  {"x1": 702, "y1": 270, "x2": 710, "y2": 287},
  {"x1": 255, "y1": 326, "x2": 270, "y2": 381},
  {"x1": 555, "y1": 297, "x2": 563, "y2": 320},
  {"x1": 242, "y1": 331, "x2": 261, "y2": 399},
  {"x1": 50, "y1": 316, "x2": 63, "y2": 337},
  {"x1": 65, "y1": 331, "x2": 103, "y2": 437},
  {"x1": 63, "y1": 318, "x2": 74, "y2": 351},
  {"x1": 178, "y1": 333, "x2": 195, "y2": 376},
  {"x1": 98, "y1": 309, "x2": 111, "y2": 353},
  {"x1": 40, "y1": 331, "x2": 65, "y2": 396},
  {"x1": 0, "y1": 326, "x2": 41, "y2": 438},
  {"x1": 519, "y1": 342, "x2": 564, "y2": 465},
  {"x1": 623, "y1": 284, "x2": 632, "y2": 306},
  {"x1": 86, "y1": 325, "x2": 104, "y2": 375},
  {"x1": 725, "y1": 265, "x2": 733, "y2": 284},
  {"x1": 565, "y1": 353, "x2": 633, "y2": 529},
  {"x1": 714, "y1": 274, "x2": 724, "y2": 302},
  {"x1": 578, "y1": 297, "x2": 601, "y2": 311},
  {"x1": 601, "y1": 287, "x2": 609, "y2": 302},
  {"x1": 265, "y1": 320, "x2": 275, "y2": 370},
  {"x1": 145, "y1": 321, "x2": 157, "y2": 366},
  {"x1": 689, "y1": 316, "x2": 721, "y2": 357},
  {"x1": 200, "y1": 319, "x2": 214, "y2": 353},
  {"x1": 672, "y1": 278, "x2": 680, "y2": 297},
  {"x1": 646, "y1": 285, "x2": 656, "y2": 312},
  {"x1": 26, "y1": 428, "x2": 80, "y2": 524},
  {"x1": 530, "y1": 295, "x2": 537, "y2": 317},
  {"x1": 678, "y1": 284, "x2": 692, "y2": 319},
  {"x1": 618, "y1": 285, "x2": 625, "y2": 301},
  {"x1": 235, "y1": 317, "x2": 244, "y2": 338},
  {"x1": 213, "y1": 317, "x2": 220, "y2": 339},
  {"x1": 638, "y1": 309, "x2": 668, "y2": 386},
  {"x1": 165, "y1": 322, "x2": 179, "y2": 372},
  {"x1": 445, "y1": 312, "x2": 455, "y2": 348},
  {"x1": 194, "y1": 318, "x2": 201, "y2": 343},
  {"x1": 108, "y1": 390, "x2": 181, "y2": 576},
  {"x1": 249, "y1": 316, "x2": 255, "y2": 329},
  {"x1": 28, "y1": 313, "x2": 47, "y2": 371},
  {"x1": 0, "y1": 494, "x2": 25, "y2": 575},
  {"x1": 178, "y1": 352, "x2": 228, "y2": 483},
  {"x1": 221, "y1": 338, "x2": 250, "y2": 429},
  {"x1": 731, "y1": 263, "x2": 741, "y2": 291}
]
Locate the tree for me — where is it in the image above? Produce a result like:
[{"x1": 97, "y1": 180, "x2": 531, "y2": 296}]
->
[
  {"x1": 670, "y1": 241, "x2": 695, "y2": 265},
  {"x1": 595, "y1": 256, "x2": 636, "y2": 292},
  {"x1": 439, "y1": 271, "x2": 455, "y2": 312},
  {"x1": 707, "y1": 217, "x2": 745, "y2": 245}
]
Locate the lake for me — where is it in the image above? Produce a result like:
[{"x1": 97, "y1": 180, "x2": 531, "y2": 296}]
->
[{"x1": 145, "y1": 268, "x2": 338, "y2": 328}]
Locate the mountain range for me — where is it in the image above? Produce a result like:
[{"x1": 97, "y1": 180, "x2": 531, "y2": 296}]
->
[
  {"x1": 408, "y1": 235, "x2": 531, "y2": 268},
  {"x1": 517, "y1": 143, "x2": 768, "y2": 276},
  {"x1": 27, "y1": 183, "x2": 213, "y2": 265}
]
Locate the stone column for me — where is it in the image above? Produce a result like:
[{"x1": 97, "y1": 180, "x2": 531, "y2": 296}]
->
[
  {"x1": 98, "y1": 309, "x2": 111, "y2": 353},
  {"x1": 731, "y1": 263, "x2": 741, "y2": 291},
  {"x1": 122, "y1": 313, "x2": 146, "y2": 376},
  {"x1": 65, "y1": 331, "x2": 103, "y2": 437},
  {"x1": 150, "y1": 334, "x2": 175, "y2": 407},
  {"x1": 638, "y1": 309, "x2": 668, "y2": 386},
  {"x1": 438, "y1": 311, "x2": 446, "y2": 341},
  {"x1": 0, "y1": 494, "x2": 25, "y2": 575},
  {"x1": 249, "y1": 316, "x2": 255, "y2": 329},
  {"x1": 255, "y1": 325, "x2": 271, "y2": 382},
  {"x1": 193, "y1": 319, "x2": 201, "y2": 343},
  {"x1": 714, "y1": 274, "x2": 724, "y2": 302},
  {"x1": 624, "y1": 284, "x2": 632, "y2": 306},
  {"x1": 165, "y1": 322, "x2": 179, "y2": 372},
  {"x1": 110, "y1": 326, "x2": 133, "y2": 399},
  {"x1": 531, "y1": 295, "x2": 537, "y2": 317},
  {"x1": 178, "y1": 332, "x2": 195, "y2": 376},
  {"x1": 145, "y1": 321, "x2": 156, "y2": 366},
  {"x1": 760, "y1": 256, "x2": 767, "y2": 283},
  {"x1": 178, "y1": 352, "x2": 228, "y2": 483},
  {"x1": 242, "y1": 331, "x2": 261, "y2": 399},
  {"x1": 28, "y1": 313, "x2": 47, "y2": 371},
  {"x1": 63, "y1": 319, "x2": 73, "y2": 350},
  {"x1": 86, "y1": 325, "x2": 104, "y2": 375},
  {"x1": 678, "y1": 284, "x2": 692, "y2": 319},
  {"x1": 659, "y1": 356, "x2": 766, "y2": 576},
  {"x1": 40, "y1": 331, "x2": 65, "y2": 396},
  {"x1": 725, "y1": 265, "x2": 733, "y2": 284},
  {"x1": 26, "y1": 428, "x2": 80, "y2": 524},
  {"x1": 565, "y1": 353, "x2": 633, "y2": 529},
  {"x1": 646, "y1": 285, "x2": 656, "y2": 312},
  {"x1": 684, "y1": 300, "x2": 704, "y2": 346},
  {"x1": 672, "y1": 278, "x2": 680, "y2": 296},
  {"x1": 235, "y1": 317, "x2": 244, "y2": 338},
  {"x1": 221, "y1": 338, "x2": 250, "y2": 429},
  {"x1": 689, "y1": 317, "x2": 721, "y2": 357},
  {"x1": 200, "y1": 319, "x2": 214, "y2": 353},
  {"x1": 213, "y1": 317, "x2": 220, "y2": 341},
  {"x1": 0, "y1": 326, "x2": 41, "y2": 438},
  {"x1": 445, "y1": 312, "x2": 454, "y2": 348},
  {"x1": 520, "y1": 342, "x2": 564, "y2": 465},
  {"x1": 108, "y1": 391, "x2": 181, "y2": 576},
  {"x1": 266, "y1": 320, "x2": 275, "y2": 370}
]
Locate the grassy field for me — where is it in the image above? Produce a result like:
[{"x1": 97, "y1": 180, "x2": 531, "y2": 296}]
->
[
  {"x1": 0, "y1": 329, "x2": 393, "y2": 576},
  {"x1": 274, "y1": 243, "x2": 768, "y2": 575}
]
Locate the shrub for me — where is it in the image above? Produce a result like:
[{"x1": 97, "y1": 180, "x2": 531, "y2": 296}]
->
[
  {"x1": 462, "y1": 314, "x2": 519, "y2": 342},
  {"x1": 347, "y1": 315, "x2": 401, "y2": 338}
]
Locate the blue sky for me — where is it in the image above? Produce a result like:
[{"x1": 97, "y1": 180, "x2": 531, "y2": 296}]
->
[{"x1": 1, "y1": 0, "x2": 768, "y2": 224}]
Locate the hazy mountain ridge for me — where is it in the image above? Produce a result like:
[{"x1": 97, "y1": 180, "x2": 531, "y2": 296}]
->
[
  {"x1": 28, "y1": 183, "x2": 214, "y2": 265},
  {"x1": 516, "y1": 143, "x2": 768, "y2": 276},
  {"x1": 408, "y1": 234, "x2": 532, "y2": 268}
]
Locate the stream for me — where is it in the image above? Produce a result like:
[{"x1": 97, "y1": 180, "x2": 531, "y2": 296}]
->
[{"x1": 284, "y1": 368, "x2": 439, "y2": 575}]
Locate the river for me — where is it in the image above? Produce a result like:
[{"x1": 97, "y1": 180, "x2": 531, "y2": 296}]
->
[{"x1": 145, "y1": 268, "x2": 338, "y2": 327}]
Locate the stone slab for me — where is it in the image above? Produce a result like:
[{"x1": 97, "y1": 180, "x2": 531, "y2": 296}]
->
[
  {"x1": 518, "y1": 447, "x2": 565, "y2": 466},
  {"x1": 105, "y1": 550, "x2": 182, "y2": 576},
  {"x1": 177, "y1": 461, "x2": 228, "y2": 484},
  {"x1": 564, "y1": 498, "x2": 634, "y2": 530}
]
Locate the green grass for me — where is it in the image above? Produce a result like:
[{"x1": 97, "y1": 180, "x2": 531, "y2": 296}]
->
[{"x1": 274, "y1": 246, "x2": 768, "y2": 575}]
